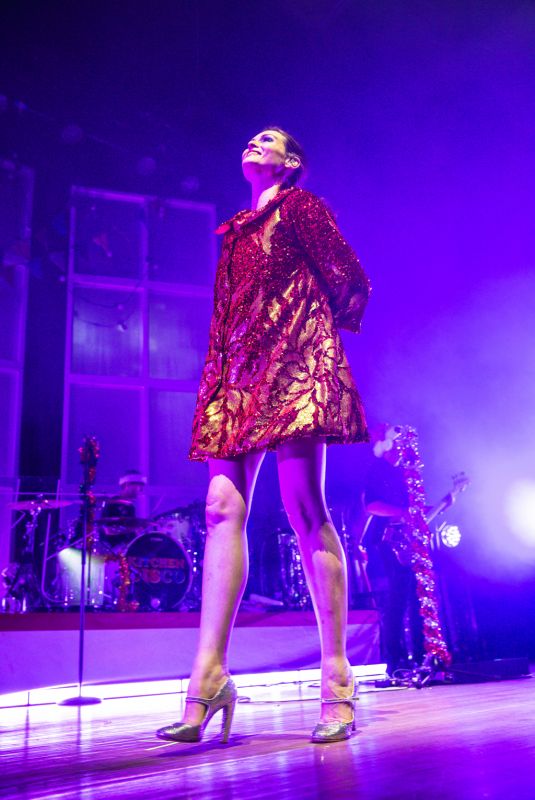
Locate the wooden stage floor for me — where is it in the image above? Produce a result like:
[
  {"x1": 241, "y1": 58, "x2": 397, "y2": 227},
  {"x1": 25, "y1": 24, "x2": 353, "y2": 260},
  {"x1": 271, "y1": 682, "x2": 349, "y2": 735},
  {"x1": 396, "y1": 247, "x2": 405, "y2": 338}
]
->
[{"x1": 1, "y1": 677, "x2": 534, "y2": 800}]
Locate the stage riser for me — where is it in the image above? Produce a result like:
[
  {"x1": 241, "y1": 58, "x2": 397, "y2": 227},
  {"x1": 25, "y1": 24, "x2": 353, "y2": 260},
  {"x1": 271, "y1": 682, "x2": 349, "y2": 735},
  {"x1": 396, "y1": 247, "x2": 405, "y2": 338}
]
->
[{"x1": 0, "y1": 613, "x2": 379, "y2": 694}]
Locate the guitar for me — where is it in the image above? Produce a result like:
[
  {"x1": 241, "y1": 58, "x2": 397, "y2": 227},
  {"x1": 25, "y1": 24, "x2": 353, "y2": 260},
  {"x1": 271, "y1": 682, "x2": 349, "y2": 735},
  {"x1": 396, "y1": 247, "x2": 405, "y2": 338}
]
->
[{"x1": 383, "y1": 472, "x2": 470, "y2": 566}]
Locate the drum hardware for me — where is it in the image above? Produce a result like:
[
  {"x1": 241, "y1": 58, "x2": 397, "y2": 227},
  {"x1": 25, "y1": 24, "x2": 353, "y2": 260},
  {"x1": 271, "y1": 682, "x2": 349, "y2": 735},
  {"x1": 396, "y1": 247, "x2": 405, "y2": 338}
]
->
[
  {"x1": 257, "y1": 528, "x2": 312, "y2": 610},
  {"x1": 98, "y1": 517, "x2": 149, "y2": 548},
  {"x1": 8, "y1": 498, "x2": 75, "y2": 511},
  {"x1": 1, "y1": 560, "x2": 42, "y2": 613},
  {"x1": 1, "y1": 564, "x2": 25, "y2": 613},
  {"x1": 150, "y1": 504, "x2": 206, "y2": 610},
  {"x1": 2, "y1": 494, "x2": 61, "y2": 612},
  {"x1": 256, "y1": 509, "x2": 372, "y2": 611},
  {"x1": 12, "y1": 496, "x2": 207, "y2": 614},
  {"x1": 7, "y1": 491, "x2": 371, "y2": 615},
  {"x1": 121, "y1": 532, "x2": 193, "y2": 612},
  {"x1": 53, "y1": 538, "x2": 117, "y2": 609},
  {"x1": 97, "y1": 494, "x2": 146, "y2": 544},
  {"x1": 47, "y1": 507, "x2": 205, "y2": 612},
  {"x1": 277, "y1": 530, "x2": 312, "y2": 610}
]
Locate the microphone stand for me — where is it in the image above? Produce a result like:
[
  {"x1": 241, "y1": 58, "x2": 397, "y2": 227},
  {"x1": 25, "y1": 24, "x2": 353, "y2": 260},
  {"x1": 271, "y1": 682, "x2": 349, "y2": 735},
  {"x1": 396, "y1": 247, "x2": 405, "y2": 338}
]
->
[{"x1": 59, "y1": 438, "x2": 101, "y2": 706}]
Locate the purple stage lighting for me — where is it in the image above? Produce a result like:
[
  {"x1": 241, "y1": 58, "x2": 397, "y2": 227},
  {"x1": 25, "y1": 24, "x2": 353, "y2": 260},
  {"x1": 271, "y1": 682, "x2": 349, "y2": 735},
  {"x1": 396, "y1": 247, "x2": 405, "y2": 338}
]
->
[{"x1": 505, "y1": 480, "x2": 535, "y2": 548}]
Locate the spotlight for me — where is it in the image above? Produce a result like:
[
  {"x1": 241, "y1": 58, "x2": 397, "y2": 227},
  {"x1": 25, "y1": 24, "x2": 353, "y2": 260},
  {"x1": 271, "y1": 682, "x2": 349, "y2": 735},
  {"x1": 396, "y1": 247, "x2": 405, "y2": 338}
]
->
[
  {"x1": 505, "y1": 479, "x2": 535, "y2": 546},
  {"x1": 438, "y1": 522, "x2": 462, "y2": 548},
  {"x1": 57, "y1": 547, "x2": 82, "y2": 570}
]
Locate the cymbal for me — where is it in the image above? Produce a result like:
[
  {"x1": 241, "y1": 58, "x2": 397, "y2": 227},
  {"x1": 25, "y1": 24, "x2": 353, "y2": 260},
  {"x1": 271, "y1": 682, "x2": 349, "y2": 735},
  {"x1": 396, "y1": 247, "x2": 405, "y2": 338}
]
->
[
  {"x1": 8, "y1": 499, "x2": 75, "y2": 511},
  {"x1": 99, "y1": 517, "x2": 149, "y2": 528}
]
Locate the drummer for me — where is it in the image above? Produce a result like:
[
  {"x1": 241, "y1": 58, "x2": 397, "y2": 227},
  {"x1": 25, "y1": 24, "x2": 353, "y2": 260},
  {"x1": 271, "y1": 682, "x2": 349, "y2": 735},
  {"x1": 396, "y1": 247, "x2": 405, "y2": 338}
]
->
[{"x1": 100, "y1": 470, "x2": 147, "y2": 544}]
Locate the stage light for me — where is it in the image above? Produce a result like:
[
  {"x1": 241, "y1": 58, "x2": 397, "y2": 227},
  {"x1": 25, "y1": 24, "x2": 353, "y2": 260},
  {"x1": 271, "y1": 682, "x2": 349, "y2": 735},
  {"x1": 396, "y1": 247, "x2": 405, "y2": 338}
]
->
[
  {"x1": 0, "y1": 665, "x2": 388, "y2": 708},
  {"x1": 56, "y1": 547, "x2": 106, "y2": 606},
  {"x1": 57, "y1": 546, "x2": 81, "y2": 569},
  {"x1": 438, "y1": 522, "x2": 462, "y2": 548},
  {"x1": 504, "y1": 479, "x2": 535, "y2": 546}
]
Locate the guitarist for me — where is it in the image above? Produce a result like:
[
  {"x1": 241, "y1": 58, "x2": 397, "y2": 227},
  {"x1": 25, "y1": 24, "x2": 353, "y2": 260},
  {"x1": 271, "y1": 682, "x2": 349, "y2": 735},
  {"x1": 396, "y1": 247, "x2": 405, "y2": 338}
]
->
[{"x1": 361, "y1": 423, "x2": 424, "y2": 678}]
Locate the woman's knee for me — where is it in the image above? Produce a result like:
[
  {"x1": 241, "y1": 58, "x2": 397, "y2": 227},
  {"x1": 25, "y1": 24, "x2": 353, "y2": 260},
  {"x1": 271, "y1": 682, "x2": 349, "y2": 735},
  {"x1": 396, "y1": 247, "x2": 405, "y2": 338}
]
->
[{"x1": 205, "y1": 474, "x2": 247, "y2": 529}]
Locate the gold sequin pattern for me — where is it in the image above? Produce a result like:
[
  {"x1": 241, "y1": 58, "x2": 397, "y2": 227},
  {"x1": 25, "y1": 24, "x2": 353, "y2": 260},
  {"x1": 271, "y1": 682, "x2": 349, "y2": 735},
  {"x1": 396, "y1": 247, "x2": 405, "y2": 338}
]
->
[{"x1": 189, "y1": 187, "x2": 371, "y2": 461}]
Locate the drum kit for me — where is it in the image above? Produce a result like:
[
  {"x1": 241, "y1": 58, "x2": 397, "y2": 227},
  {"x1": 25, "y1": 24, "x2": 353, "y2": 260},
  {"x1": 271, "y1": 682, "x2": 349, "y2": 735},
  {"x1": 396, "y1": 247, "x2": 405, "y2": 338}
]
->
[
  {"x1": 53, "y1": 501, "x2": 207, "y2": 612},
  {"x1": 2, "y1": 496, "x2": 206, "y2": 613},
  {"x1": 3, "y1": 496, "x2": 357, "y2": 613}
]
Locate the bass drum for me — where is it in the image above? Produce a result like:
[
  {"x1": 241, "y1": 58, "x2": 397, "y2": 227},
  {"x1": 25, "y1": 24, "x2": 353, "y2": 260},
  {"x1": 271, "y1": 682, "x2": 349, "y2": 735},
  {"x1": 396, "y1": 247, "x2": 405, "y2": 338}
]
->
[{"x1": 125, "y1": 532, "x2": 192, "y2": 611}]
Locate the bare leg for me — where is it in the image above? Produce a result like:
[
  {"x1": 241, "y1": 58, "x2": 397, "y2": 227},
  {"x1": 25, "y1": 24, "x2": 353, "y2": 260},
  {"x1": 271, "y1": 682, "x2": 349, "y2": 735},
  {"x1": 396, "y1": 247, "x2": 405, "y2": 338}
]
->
[
  {"x1": 277, "y1": 438, "x2": 353, "y2": 723},
  {"x1": 183, "y1": 450, "x2": 265, "y2": 725}
]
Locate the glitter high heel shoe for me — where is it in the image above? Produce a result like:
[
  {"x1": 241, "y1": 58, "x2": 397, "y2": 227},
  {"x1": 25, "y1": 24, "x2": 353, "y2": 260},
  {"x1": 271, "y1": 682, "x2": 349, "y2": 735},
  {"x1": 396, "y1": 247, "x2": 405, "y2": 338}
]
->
[
  {"x1": 310, "y1": 678, "x2": 358, "y2": 744},
  {"x1": 156, "y1": 677, "x2": 237, "y2": 744}
]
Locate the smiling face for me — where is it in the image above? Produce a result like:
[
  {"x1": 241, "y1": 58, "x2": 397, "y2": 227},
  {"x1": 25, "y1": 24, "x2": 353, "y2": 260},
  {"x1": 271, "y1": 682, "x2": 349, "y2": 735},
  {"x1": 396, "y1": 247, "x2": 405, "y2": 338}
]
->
[{"x1": 241, "y1": 129, "x2": 300, "y2": 184}]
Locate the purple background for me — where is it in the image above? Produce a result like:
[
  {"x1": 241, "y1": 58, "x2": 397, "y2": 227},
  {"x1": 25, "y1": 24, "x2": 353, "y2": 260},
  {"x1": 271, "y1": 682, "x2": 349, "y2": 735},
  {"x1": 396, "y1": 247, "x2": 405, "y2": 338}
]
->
[{"x1": 1, "y1": 0, "x2": 534, "y2": 655}]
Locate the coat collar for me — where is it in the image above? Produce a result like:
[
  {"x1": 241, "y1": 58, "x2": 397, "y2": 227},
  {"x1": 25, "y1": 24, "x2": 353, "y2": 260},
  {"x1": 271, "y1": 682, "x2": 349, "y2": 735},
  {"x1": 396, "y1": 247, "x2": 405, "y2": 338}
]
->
[{"x1": 215, "y1": 187, "x2": 295, "y2": 235}]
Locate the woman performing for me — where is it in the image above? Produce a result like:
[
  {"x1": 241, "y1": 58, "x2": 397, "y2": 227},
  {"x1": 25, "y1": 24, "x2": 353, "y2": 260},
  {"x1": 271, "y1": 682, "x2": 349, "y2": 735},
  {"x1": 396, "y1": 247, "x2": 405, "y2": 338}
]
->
[{"x1": 156, "y1": 127, "x2": 371, "y2": 744}]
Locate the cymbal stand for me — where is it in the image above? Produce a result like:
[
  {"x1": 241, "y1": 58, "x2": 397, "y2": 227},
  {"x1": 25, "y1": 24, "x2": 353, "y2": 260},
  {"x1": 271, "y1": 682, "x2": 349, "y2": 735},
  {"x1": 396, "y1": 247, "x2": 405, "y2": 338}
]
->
[
  {"x1": 41, "y1": 508, "x2": 70, "y2": 606},
  {"x1": 7, "y1": 499, "x2": 47, "y2": 611}
]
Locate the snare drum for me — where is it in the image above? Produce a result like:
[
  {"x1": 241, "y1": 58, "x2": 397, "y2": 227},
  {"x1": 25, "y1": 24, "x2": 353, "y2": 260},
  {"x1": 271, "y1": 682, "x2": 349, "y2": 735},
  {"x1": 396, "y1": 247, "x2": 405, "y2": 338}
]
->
[{"x1": 124, "y1": 531, "x2": 192, "y2": 611}]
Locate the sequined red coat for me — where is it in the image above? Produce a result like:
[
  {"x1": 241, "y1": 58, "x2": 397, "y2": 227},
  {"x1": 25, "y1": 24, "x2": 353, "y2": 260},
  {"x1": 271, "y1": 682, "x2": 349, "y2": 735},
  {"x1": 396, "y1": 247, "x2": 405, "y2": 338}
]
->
[{"x1": 189, "y1": 187, "x2": 371, "y2": 461}]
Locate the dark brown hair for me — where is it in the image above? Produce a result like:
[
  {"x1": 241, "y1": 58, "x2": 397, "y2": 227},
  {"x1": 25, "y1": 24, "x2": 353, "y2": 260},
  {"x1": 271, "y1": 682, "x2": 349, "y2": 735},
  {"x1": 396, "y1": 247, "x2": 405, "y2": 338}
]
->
[{"x1": 264, "y1": 126, "x2": 307, "y2": 187}]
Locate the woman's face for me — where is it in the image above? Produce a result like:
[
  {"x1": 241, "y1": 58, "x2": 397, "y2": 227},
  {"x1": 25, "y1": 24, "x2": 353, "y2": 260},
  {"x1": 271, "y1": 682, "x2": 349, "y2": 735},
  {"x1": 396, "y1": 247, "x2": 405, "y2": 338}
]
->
[{"x1": 241, "y1": 129, "x2": 293, "y2": 181}]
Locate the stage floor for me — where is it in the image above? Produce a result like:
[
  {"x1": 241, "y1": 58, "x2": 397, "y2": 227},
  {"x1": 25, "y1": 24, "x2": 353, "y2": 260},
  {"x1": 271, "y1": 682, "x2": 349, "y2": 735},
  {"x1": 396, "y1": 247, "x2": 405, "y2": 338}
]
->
[{"x1": 1, "y1": 677, "x2": 534, "y2": 800}]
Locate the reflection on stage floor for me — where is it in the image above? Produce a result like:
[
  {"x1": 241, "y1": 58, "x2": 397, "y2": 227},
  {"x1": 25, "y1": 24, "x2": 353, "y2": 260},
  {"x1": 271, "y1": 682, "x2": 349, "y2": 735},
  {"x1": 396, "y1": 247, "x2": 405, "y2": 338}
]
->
[{"x1": 1, "y1": 675, "x2": 534, "y2": 800}]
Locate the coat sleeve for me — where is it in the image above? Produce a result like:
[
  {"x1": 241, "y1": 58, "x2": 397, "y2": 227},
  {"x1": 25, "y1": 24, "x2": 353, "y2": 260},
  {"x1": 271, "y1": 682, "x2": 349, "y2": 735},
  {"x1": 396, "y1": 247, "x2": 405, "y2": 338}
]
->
[{"x1": 289, "y1": 191, "x2": 371, "y2": 332}]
